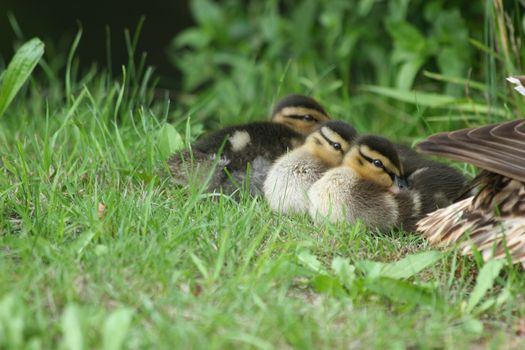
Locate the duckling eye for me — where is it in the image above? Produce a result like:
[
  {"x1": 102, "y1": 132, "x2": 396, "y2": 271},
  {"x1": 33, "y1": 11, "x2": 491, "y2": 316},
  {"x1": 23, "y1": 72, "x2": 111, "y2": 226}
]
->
[
  {"x1": 372, "y1": 159, "x2": 384, "y2": 168},
  {"x1": 302, "y1": 114, "x2": 315, "y2": 122},
  {"x1": 332, "y1": 143, "x2": 342, "y2": 151}
]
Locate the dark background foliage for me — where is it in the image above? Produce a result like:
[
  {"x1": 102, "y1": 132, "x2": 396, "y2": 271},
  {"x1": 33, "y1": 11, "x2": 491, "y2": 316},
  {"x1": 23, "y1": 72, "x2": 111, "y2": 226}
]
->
[
  {"x1": 0, "y1": 0, "x2": 484, "y2": 90},
  {"x1": 1, "y1": 0, "x2": 524, "y2": 137},
  {"x1": 0, "y1": 0, "x2": 192, "y2": 82}
]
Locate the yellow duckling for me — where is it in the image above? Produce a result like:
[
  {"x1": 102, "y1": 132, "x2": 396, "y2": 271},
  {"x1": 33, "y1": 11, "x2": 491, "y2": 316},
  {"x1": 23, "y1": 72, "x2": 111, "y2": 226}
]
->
[
  {"x1": 263, "y1": 121, "x2": 357, "y2": 214},
  {"x1": 307, "y1": 135, "x2": 419, "y2": 230},
  {"x1": 416, "y1": 118, "x2": 525, "y2": 266},
  {"x1": 168, "y1": 94, "x2": 330, "y2": 195}
]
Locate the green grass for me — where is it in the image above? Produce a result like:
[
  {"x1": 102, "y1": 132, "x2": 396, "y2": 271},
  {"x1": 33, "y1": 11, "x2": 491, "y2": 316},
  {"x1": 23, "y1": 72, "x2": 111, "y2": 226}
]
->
[{"x1": 1, "y1": 64, "x2": 524, "y2": 349}]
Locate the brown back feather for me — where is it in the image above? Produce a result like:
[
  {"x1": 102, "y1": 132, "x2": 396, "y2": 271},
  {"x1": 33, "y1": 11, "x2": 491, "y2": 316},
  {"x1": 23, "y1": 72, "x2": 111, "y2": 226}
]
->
[{"x1": 417, "y1": 119, "x2": 525, "y2": 182}]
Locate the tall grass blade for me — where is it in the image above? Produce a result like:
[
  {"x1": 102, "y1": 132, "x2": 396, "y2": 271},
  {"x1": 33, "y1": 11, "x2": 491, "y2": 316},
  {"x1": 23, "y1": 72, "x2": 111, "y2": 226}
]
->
[
  {"x1": 65, "y1": 29, "x2": 83, "y2": 100},
  {"x1": 466, "y1": 259, "x2": 505, "y2": 313},
  {"x1": 61, "y1": 304, "x2": 84, "y2": 350},
  {"x1": 102, "y1": 308, "x2": 134, "y2": 350}
]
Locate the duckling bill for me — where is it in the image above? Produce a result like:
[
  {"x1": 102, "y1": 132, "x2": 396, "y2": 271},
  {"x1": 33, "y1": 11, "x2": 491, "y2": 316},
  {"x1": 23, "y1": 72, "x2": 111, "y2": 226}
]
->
[
  {"x1": 263, "y1": 120, "x2": 357, "y2": 214},
  {"x1": 168, "y1": 94, "x2": 330, "y2": 195}
]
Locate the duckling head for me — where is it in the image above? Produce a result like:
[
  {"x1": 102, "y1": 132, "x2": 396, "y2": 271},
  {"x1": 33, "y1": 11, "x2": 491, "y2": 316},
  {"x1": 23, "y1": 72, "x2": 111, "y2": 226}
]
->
[
  {"x1": 271, "y1": 94, "x2": 331, "y2": 135},
  {"x1": 303, "y1": 121, "x2": 358, "y2": 167},
  {"x1": 343, "y1": 135, "x2": 409, "y2": 193}
]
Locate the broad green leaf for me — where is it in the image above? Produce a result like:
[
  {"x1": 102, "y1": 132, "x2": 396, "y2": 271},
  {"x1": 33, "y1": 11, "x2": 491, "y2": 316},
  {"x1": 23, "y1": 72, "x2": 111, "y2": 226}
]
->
[
  {"x1": 297, "y1": 250, "x2": 324, "y2": 273},
  {"x1": 366, "y1": 277, "x2": 439, "y2": 306},
  {"x1": 363, "y1": 84, "x2": 456, "y2": 106},
  {"x1": 466, "y1": 259, "x2": 505, "y2": 313},
  {"x1": 380, "y1": 251, "x2": 443, "y2": 279},
  {"x1": 423, "y1": 71, "x2": 488, "y2": 92},
  {"x1": 437, "y1": 47, "x2": 467, "y2": 95},
  {"x1": 0, "y1": 38, "x2": 44, "y2": 118},
  {"x1": 476, "y1": 298, "x2": 496, "y2": 313},
  {"x1": 386, "y1": 20, "x2": 427, "y2": 60},
  {"x1": 102, "y1": 308, "x2": 134, "y2": 350},
  {"x1": 0, "y1": 294, "x2": 24, "y2": 348},
  {"x1": 312, "y1": 275, "x2": 347, "y2": 297},
  {"x1": 158, "y1": 124, "x2": 185, "y2": 159},
  {"x1": 355, "y1": 259, "x2": 384, "y2": 279},
  {"x1": 72, "y1": 230, "x2": 96, "y2": 256},
  {"x1": 362, "y1": 85, "x2": 508, "y2": 116},
  {"x1": 461, "y1": 318, "x2": 484, "y2": 335},
  {"x1": 331, "y1": 257, "x2": 355, "y2": 287},
  {"x1": 61, "y1": 304, "x2": 83, "y2": 350},
  {"x1": 191, "y1": 0, "x2": 224, "y2": 27},
  {"x1": 437, "y1": 47, "x2": 466, "y2": 79},
  {"x1": 396, "y1": 58, "x2": 425, "y2": 91}
]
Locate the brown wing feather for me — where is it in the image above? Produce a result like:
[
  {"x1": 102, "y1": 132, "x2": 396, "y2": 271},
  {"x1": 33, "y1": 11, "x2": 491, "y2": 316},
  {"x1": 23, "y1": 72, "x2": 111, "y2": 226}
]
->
[
  {"x1": 417, "y1": 119, "x2": 525, "y2": 182},
  {"x1": 417, "y1": 175, "x2": 525, "y2": 266}
]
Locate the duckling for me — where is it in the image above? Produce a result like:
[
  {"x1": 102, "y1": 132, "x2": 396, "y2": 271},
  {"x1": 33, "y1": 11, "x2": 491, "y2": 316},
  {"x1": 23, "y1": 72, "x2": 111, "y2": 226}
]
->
[
  {"x1": 307, "y1": 135, "x2": 424, "y2": 231},
  {"x1": 395, "y1": 144, "x2": 469, "y2": 212},
  {"x1": 263, "y1": 121, "x2": 357, "y2": 214},
  {"x1": 270, "y1": 94, "x2": 332, "y2": 136},
  {"x1": 416, "y1": 119, "x2": 525, "y2": 266},
  {"x1": 168, "y1": 94, "x2": 330, "y2": 195}
]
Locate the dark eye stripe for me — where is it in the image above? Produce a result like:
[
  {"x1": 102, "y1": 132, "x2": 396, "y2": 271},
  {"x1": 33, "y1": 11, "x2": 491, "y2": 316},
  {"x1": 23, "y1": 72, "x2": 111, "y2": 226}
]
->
[
  {"x1": 319, "y1": 129, "x2": 344, "y2": 154},
  {"x1": 358, "y1": 150, "x2": 374, "y2": 163},
  {"x1": 359, "y1": 150, "x2": 396, "y2": 180},
  {"x1": 286, "y1": 114, "x2": 319, "y2": 121}
]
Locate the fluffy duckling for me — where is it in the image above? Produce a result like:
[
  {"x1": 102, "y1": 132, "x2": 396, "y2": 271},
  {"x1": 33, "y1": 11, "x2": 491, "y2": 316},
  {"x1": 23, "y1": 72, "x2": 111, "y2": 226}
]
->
[
  {"x1": 168, "y1": 94, "x2": 330, "y2": 195},
  {"x1": 395, "y1": 144, "x2": 469, "y2": 213},
  {"x1": 263, "y1": 121, "x2": 357, "y2": 214},
  {"x1": 307, "y1": 135, "x2": 424, "y2": 231},
  {"x1": 270, "y1": 94, "x2": 332, "y2": 136},
  {"x1": 416, "y1": 119, "x2": 525, "y2": 266}
]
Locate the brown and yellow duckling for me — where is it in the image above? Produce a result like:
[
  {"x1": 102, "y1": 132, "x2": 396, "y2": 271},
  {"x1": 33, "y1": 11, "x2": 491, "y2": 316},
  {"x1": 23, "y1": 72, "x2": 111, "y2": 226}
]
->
[
  {"x1": 168, "y1": 94, "x2": 330, "y2": 195},
  {"x1": 395, "y1": 144, "x2": 469, "y2": 214},
  {"x1": 263, "y1": 121, "x2": 357, "y2": 214},
  {"x1": 307, "y1": 135, "x2": 468, "y2": 231},
  {"x1": 416, "y1": 119, "x2": 525, "y2": 266},
  {"x1": 307, "y1": 135, "x2": 420, "y2": 230}
]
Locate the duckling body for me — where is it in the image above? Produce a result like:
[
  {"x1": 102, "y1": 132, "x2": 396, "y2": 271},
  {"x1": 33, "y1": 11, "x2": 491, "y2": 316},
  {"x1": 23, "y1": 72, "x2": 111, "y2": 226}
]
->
[
  {"x1": 308, "y1": 166, "x2": 419, "y2": 231},
  {"x1": 264, "y1": 121, "x2": 357, "y2": 214},
  {"x1": 264, "y1": 149, "x2": 333, "y2": 214},
  {"x1": 171, "y1": 122, "x2": 303, "y2": 194},
  {"x1": 308, "y1": 135, "x2": 421, "y2": 231},
  {"x1": 416, "y1": 119, "x2": 525, "y2": 266},
  {"x1": 168, "y1": 95, "x2": 330, "y2": 195},
  {"x1": 396, "y1": 144, "x2": 469, "y2": 213}
]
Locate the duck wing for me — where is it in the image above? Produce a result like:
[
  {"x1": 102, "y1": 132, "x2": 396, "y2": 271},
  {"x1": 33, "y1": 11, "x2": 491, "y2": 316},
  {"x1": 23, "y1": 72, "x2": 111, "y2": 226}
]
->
[
  {"x1": 416, "y1": 119, "x2": 525, "y2": 182},
  {"x1": 417, "y1": 172, "x2": 525, "y2": 266}
]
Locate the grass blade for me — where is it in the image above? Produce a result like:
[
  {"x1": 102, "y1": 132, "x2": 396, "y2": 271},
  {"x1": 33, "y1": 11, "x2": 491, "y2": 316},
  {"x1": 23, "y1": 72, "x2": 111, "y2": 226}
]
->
[
  {"x1": 366, "y1": 277, "x2": 439, "y2": 306},
  {"x1": 380, "y1": 251, "x2": 443, "y2": 279},
  {"x1": 466, "y1": 259, "x2": 505, "y2": 313},
  {"x1": 357, "y1": 251, "x2": 443, "y2": 280},
  {"x1": 0, "y1": 37, "x2": 44, "y2": 118},
  {"x1": 102, "y1": 308, "x2": 134, "y2": 350},
  {"x1": 362, "y1": 84, "x2": 509, "y2": 117},
  {"x1": 61, "y1": 304, "x2": 83, "y2": 350}
]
